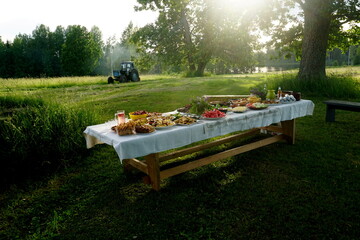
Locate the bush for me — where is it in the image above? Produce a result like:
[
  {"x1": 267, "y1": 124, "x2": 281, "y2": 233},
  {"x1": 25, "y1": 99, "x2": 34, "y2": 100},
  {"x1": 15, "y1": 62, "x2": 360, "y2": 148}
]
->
[
  {"x1": 253, "y1": 73, "x2": 360, "y2": 99},
  {"x1": 0, "y1": 96, "x2": 96, "y2": 189}
]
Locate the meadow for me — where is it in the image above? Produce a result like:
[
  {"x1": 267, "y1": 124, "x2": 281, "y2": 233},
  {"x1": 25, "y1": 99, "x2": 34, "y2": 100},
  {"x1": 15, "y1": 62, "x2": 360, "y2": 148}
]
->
[{"x1": 0, "y1": 66, "x2": 360, "y2": 239}]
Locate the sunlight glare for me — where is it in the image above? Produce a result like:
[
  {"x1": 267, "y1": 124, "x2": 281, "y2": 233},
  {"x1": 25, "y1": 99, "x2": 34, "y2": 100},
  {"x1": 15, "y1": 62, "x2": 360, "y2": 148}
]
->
[{"x1": 222, "y1": 0, "x2": 266, "y2": 11}]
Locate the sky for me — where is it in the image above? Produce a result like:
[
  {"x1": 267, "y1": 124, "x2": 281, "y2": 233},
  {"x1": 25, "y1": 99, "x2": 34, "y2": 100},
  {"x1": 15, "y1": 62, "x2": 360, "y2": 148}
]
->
[{"x1": 0, "y1": 0, "x2": 158, "y2": 42}]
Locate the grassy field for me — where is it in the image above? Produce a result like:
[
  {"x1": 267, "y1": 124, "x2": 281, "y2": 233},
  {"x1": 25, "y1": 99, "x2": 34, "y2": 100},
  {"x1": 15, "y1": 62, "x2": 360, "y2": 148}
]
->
[{"x1": 1, "y1": 67, "x2": 360, "y2": 239}]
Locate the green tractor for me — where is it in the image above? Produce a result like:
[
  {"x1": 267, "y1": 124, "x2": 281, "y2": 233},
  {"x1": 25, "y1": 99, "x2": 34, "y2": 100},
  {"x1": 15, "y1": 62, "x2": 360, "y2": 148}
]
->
[{"x1": 108, "y1": 61, "x2": 140, "y2": 84}]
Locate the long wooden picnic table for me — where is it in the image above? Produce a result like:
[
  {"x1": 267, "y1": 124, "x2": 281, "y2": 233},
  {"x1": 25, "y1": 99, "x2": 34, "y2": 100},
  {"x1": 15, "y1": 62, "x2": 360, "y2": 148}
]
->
[{"x1": 84, "y1": 99, "x2": 314, "y2": 190}]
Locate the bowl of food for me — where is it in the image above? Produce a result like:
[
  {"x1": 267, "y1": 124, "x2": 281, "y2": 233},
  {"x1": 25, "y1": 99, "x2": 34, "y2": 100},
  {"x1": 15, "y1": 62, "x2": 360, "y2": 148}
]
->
[
  {"x1": 202, "y1": 109, "x2": 226, "y2": 120},
  {"x1": 246, "y1": 102, "x2": 269, "y2": 110},
  {"x1": 217, "y1": 107, "x2": 228, "y2": 113},
  {"x1": 230, "y1": 98, "x2": 247, "y2": 107},
  {"x1": 247, "y1": 95, "x2": 262, "y2": 103},
  {"x1": 129, "y1": 110, "x2": 148, "y2": 120},
  {"x1": 232, "y1": 106, "x2": 248, "y2": 113}
]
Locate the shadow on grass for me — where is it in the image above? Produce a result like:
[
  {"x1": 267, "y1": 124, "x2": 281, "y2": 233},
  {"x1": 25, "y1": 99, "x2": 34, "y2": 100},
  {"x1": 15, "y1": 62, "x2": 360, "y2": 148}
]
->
[{"x1": 1, "y1": 98, "x2": 360, "y2": 240}]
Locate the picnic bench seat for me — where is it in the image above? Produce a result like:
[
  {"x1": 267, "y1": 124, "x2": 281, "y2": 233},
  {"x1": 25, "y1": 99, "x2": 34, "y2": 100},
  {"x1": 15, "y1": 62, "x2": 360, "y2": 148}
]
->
[{"x1": 324, "y1": 100, "x2": 360, "y2": 122}]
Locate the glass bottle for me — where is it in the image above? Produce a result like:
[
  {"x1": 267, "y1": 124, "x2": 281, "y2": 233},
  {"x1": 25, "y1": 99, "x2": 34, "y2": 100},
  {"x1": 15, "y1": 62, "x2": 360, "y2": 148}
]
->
[
  {"x1": 266, "y1": 90, "x2": 276, "y2": 101},
  {"x1": 277, "y1": 87, "x2": 282, "y2": 99},
  {"x1": 262, "y1": 84, "x2": 267, "y2": 100}
]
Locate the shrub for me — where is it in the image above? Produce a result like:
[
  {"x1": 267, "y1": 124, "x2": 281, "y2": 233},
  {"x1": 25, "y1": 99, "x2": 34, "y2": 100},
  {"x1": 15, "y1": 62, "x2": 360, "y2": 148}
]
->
[
  {"x1": 253, "y1": 73, "x2": 360, "y2": 99},
  {"x1": 0, "y1": 96, "x2": 96, "y2": 189}
]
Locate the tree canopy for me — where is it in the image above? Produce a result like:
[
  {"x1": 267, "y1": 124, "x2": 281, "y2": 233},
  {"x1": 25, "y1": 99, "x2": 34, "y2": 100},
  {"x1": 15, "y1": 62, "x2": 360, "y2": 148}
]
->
[
  {"x1": 133, "y1": 0, "x2": 256, "y2": 76},
  {"x1": 0, "y1": 0, "x2": 359, "y2": 78},
  {"x1": 0, "y1": 24, "x2": 103, "y2": 78},
  {"x1": 260, "y1": 0, "x2": 360, "y2": 80}
]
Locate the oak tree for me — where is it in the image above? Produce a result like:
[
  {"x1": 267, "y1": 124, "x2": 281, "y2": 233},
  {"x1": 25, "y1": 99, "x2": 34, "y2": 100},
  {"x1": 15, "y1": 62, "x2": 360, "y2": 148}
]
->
[
  {"x1": 134, "y1": 0, "x2": 255, "y2": 76},
  {"x1": 264, "y1": 0, "x2": 360, "y2": 80}
]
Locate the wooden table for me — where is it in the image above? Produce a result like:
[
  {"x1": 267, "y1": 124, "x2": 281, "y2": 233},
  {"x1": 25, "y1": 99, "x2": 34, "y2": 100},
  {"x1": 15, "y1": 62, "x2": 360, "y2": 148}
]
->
[
  {"x1": 123, "y1": 119, "x2": 295, "y2": 191},
  {"x1": 84, "y1": 99, "x2": 314, "y2": 191}
]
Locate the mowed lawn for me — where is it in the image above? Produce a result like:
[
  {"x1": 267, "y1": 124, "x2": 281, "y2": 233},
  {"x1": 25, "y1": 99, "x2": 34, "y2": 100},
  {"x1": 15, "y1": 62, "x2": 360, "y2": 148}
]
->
[{"x1": 0, "y1": 67, "x2": 360, "y2": 239}]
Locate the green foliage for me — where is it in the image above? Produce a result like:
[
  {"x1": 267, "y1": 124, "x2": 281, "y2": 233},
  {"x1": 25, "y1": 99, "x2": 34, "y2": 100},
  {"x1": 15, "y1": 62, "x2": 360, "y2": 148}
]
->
[
  {"x1": 0, "y1": 96, "x2": 97, "y2": 188},
  {"x1": 0, "y1": 96, "x2": 45, "y2": 109},
  {"x1": 133, "y1": 0, "x2": 256, "y2": 76},
  {"x1": 0, "y1": 24, "x2": 103, "y2": 78},
  {"x1": 0, "y1": 73, "x2": 360, "y2": 239},
  {"x1": 354, "y1": 46, "x2": 360, "y2": 65},
  {"x1": 260, "y1": 0, "x2": 360, "y2": 80},
  {"x1": 254, "y1": 72, "x2": 360, "y2": 99},
  {"x1": 189, "y1": 97, "x2": 212, "y2": 115},
  {"x1": 62, "y1": 25, "x2": 103, "y2": 76}
]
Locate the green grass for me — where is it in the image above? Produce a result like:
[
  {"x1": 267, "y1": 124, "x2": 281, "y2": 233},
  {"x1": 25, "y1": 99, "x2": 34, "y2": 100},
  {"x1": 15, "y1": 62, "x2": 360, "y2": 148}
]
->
[
  {"x1": 0, "y1": 96, "x2": 97, "y2": 188},
  {"x1": 1, "y1": 68, "x2": 360, "y2": 239}
]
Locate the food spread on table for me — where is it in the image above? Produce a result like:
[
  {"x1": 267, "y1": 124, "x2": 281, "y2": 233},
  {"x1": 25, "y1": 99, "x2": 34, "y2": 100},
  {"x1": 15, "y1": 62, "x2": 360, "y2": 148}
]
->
[
  {"x1": 202, "y1": 109, "x2": 226, "y2": 119},
  {"x1": 147, "y1": 116, "x2": 175, "y2": 128},
  {"x1": 174, "y1": 116, "x2": 197, "y2": 125},
  {"x1": 230, "y1": 98, "x2": 248, "y2": 107},
  {"x1": 279, "y1": 94, "x2": 296, "y2": 103},
  {"x1": 111, "y1": 88, "x2": 300, "y2": 135},
  {"x1": 246, "y1": 102, "x2": 269, "y2": 110},
  {"x1": 115, "y1": 121, "x2": 137, "y2": 135},
  {"x1": 135, "y1": 124, "x2": 155, "y2": 133},
  {"x1": 247, "y1": 95, "x2": 262, "y2": 103},
  {"x1": 129, "y1": 110, "x2": 148, "y2": 120},
  {"x1": 232, "y1": 106, "x2": 248, "y2": 113}
]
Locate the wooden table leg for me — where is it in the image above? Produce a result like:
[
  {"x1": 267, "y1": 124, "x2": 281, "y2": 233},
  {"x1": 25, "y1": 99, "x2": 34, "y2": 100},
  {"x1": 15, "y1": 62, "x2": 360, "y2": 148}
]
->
[
  {"x1": 122, "y1": 159, "x2": 134, "y2": 172},
  {"x1": 281, "y1": 119, "x2": 296, "y2": 144},
  {"x1": 144, "y1": 153, "x2": 161, "y2": 191}
]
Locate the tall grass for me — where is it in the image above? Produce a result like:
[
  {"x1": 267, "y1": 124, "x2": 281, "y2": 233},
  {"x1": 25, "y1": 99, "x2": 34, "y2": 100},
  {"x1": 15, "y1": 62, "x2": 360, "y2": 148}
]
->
[
  {"x1": 259, "y1": 73, "x2": 360, "y2": 99},
  {"x1": 0, "y1": 95, "x2": 45, "y2": 109},
  {"x1": 0, "y1": 76, "x2": 107, "y2": 90},
  {"x1": 0, "y1": 96, "x2": 97, "y2": 189},
  {"x1": 0, "y1": 74, "x2": 177, "y2": 91}
]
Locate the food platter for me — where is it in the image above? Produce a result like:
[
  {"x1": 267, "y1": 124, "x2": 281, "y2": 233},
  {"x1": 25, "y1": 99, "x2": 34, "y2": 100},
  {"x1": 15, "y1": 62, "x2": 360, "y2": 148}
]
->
[
  {"x1": 155, "y1": 124, "x2": 176, "y2": 130},
  {"x1": 174, "y1": 116, "x2": 198, "y2": 125},
  {"x1": 248, "y1": 106, "x2": 269, "y2": 110},
  {"x1": 202, "y1": 109, "x2": 226, "y2": 119},
  {"x1": 248, "y1": 106, "x2": 268, "y2": 110},
  {"x1": 177, "y1": 123, "x2": 197, "y2": 126},
  {"x1": 233, "y1": 110, "x2": 248, "y2": 113},
  {"x1": 176, "y1": 120, "x2": 198, "y2": 126},
  {"x1": 202, "y1": 117, "x2": 226, "y2": 120},
  {"x1": 232, "y1": 106, "x2": 248, "y2": 113},
  {"x1": 246, "y1": 103, "x2": 269, "y2": 110}
]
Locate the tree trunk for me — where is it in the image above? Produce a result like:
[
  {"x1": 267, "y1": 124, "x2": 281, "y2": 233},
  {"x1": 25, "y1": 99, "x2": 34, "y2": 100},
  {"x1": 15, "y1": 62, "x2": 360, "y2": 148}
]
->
[
  {"x1": 195, "y1": 61, "x2": 207, "y2": 76},
  {"x1": 298, "y1": 0, "x2": 332, "y2": 81},
  {"x1": 180, "y1": 10, "x2": 196, "y2": 72}
]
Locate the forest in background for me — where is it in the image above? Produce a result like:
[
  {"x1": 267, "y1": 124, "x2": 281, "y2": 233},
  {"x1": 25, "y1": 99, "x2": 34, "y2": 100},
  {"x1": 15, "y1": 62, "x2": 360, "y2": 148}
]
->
[
  {"x1": 1, "y1": 0, "x2": 359, "y2": 78},
  {"x1": 1, "y1": 22, "x2": 359, "y2": 78}
]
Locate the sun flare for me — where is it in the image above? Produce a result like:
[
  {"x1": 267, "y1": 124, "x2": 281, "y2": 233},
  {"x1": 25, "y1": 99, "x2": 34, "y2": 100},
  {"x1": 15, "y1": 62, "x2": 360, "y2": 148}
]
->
[{"x1": 222, "y1": 0, "x2": 266, "y2": 11}]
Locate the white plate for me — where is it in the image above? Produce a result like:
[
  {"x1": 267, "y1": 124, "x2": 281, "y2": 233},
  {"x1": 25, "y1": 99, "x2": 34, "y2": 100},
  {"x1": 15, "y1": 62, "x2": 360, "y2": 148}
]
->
[
  {"x1": 202, "y1": 117, "x2": 226, "y2": 120},
  {"x1": 176, "y1": 122, "x2": 198, "y2": 126},
  {"x1": 154, "y1": 124, "x2": 176, "y2": 130},
  {"x1": 175, "y1": 119, "x2": 198, "y2": 126},
  {"x1": 248, "y1": 106, "x2": 268, "y2": 110},
  {"x1": 233, "y1": 110, "x2": 247, "y2": 113}
]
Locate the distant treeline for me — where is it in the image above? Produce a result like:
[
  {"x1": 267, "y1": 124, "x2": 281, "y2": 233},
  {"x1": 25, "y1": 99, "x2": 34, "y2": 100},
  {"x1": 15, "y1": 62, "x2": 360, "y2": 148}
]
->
[
  {"x1": 256, "y1": 46, "x2": 360, "y2": 69},
  {"x1": 1, "y1": 24, "x2": 360, "y2": 78},
  {"x1": 0, "y1": 24, "x2": 106, "y2": 78}
]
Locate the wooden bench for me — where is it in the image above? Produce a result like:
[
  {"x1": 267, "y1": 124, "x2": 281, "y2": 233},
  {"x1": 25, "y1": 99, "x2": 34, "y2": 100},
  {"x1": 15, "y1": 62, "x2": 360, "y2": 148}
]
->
[{"x1": 324, "y1": 100, "x2": 360, "y2": 122}]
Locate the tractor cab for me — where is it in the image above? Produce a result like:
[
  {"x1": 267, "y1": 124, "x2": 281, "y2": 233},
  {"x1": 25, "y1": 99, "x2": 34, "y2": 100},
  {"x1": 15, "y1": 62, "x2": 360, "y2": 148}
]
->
[{"x1": 108, "y1": 61, "x2": 140, "y2": 84}]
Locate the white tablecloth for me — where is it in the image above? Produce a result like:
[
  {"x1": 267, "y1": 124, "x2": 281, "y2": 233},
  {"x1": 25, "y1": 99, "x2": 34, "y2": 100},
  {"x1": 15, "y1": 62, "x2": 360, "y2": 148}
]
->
[{"x1": 84, "y1": 100, "x2": 314, "y2": 162}]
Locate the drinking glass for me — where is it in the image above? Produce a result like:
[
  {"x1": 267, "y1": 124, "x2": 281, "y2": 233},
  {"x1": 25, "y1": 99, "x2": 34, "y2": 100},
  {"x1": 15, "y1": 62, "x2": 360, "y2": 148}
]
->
[{"x1": 115, "y1": 110, "x2": 125, "y2": 124}]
